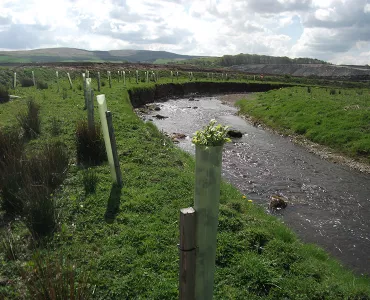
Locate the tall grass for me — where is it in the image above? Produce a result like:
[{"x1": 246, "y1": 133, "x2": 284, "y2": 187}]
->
[
  {"x1": 75, "y1": 120, "x2": 106, "y2": 166},
  {"x1": 23, "y1": 253, "x2": 93, "y2": 299},
  {"x1": 0, "y1": 129, "x2": 25, "y2": 215},
  {"x1": 0, "y1": 85, "x2": 10, "y2": 103},
  {"x1": 17, "y1": 99, "x2": 41, "y2": 139}
]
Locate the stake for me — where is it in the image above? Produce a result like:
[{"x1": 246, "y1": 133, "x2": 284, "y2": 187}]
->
[
  {"x1": 56, "y1": 71, "x2": 59, "y2": 92},
  {"x1": 179, "y1": 207, "x2": 196, "y2": 300},
  {"x1": 13, "y1": 72, "x2": 16, "y2": 89},
  {"x1": 97, "y1": 71, "x2": 101, "y2": 92},
  {"x1": 86, "y1": 70, "x2": 89, "y2": 78},
  {"x1": 123, "y1": 71, "x2": 126, "y2": 87},
  {"x1": 85, "y1": 78, "x2": 94, "y2": 131},
  {"x1": 106, "y1": 111, "x2": 123, "y2": 187},
  {"x1": 67, "y1": 72, "x2": 73, "y2": 89},
  {"x1": 118, "y1": 70, "x2": 120, "y2": 82},
  {"x1": 96, "y1": 95, "x2": 116, "y2": 182},
  {"x1": 82, "y1": 73, "x2": 86, "y2": 108},
  {"x1": 108, "y1": 71, "x2": 112, "y2": 88},
  {"x1": 32, "y1": 71, "x2": 36, "y2": 87},
  {"x1": 136, "y1": 70, "x2": 139, "y2": 84}
]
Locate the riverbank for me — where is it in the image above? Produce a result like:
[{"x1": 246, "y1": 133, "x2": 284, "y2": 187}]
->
[
  {"x1": 1, "y1": 80, "x2": 370, "y2": 298},
  {"x1": 236, "y1": 87, "x2": 370, "y2": 173}
]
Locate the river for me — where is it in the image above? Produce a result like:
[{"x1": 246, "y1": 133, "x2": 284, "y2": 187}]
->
[{"x1": 141, "y1": 95, "x2": 370, "y2": 276}]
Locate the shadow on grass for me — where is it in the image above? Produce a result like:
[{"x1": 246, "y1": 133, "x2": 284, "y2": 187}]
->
[{"x1": 104, "y1": 183, "x2": 122, "y2": 223}]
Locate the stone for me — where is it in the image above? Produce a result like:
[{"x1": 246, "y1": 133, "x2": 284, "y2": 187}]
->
[
  {"x1": 269, "y1": 195, "x2": 288, "y2": 211},
  {"x1": 154, "y1": 106, "x2": 161, "y2": 111},
  {"x1": 227, "y1": 129, "x2": 243, "y2": 138},
  {"x1": 154, "y1": 114, "x2": 168, "y2": 119}
]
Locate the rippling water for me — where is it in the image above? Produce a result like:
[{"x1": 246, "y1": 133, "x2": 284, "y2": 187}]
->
[{"x1": 144, "y1": 95, "x2": 370, "y2": 276}]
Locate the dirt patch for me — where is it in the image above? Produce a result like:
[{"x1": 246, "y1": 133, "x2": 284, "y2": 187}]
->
[{"x1": 219, "y1": 93, "x2": 257, "y2": 105}]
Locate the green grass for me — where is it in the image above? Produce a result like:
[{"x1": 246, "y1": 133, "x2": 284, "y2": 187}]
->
[
  {"x1": 237, "y1": 87, "x2": 370, "y2": 161},
  {"x1": 0, "y1": 71, "x2": 370, "y2": 299}
]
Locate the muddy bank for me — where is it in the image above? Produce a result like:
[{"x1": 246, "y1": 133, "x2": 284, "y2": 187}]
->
[{"x1": 128, "y1": 82, "x2": 292, "y2": 108}]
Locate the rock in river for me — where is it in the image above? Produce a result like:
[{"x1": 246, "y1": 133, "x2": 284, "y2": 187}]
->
[{"x1": 227, "y1": 129, "x2": 243, "y2": 138}]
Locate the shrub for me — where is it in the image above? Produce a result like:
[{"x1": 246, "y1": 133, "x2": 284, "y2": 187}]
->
[
  {"x1": 0, "y1": 85, "x2": 9, "y2": 104},
  {"x1": 36, "y1": 81, "x2": 48, "y2": 90},
  {"x1": 83, "y1": 169, "x2": 99, "y2": 195},
  {"x1": 329, "y1": 89, "x2": 336, "y2": 95},
  {"x1": 23, "y1": 253, "x2": 92, "y2": 299},
  {"x1": 21, "y1": 78, "x2": 34, "y2": 87},
  {"x1": 75, "y1": 120, "x2": 106, "y2": 166},
  {"x1": 101, "y1": 81, "x2": 106, "y2": 87},
  {"x1": 17, "y1": 99, "x2": 41, "y2": 139},
  {"x1": 307, "y1": 86, "x2": 311, "y2": 93}
]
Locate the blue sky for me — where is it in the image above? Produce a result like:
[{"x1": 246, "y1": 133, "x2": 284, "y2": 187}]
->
[{"x1": 0, "y1": 0, "x2": 369, "y2": 64}]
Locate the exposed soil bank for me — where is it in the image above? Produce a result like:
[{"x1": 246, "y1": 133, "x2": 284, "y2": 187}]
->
[{"x1": 128, "y1": 82, "x2": 292, "y2": 108}]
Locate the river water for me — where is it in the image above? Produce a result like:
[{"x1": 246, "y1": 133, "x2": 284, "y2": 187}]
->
[{"x1": 143, "y1": 95, "x2": 370, "y2": 276}]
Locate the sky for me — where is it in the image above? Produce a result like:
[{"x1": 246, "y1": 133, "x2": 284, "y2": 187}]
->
[{"x1": 0, "y1": 0, "x2": 369, "y2": 64}]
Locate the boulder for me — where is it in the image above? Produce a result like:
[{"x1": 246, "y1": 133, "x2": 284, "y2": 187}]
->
[
  {"x1": 227, "y1": 129, "x2": 243, "y2": 138},
  {"x1": 269, "y1": 195, "x2": 288, "y2": 211}
]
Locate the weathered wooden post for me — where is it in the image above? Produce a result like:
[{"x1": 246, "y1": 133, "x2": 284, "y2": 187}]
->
[
  {"x1": 97, "y1": 72, "x2": 101, "y2": 92},
  {"x1": 123, "y1": 71, "x2": 126, "y2": 87},
  {"x1": 56, "y1": 71, "x2": 59, "y2": 92},
  {"x1": 128, "y1": 70, "x2": 131, "y2": 83},
  {"x1": 86, "y1": 70, "x2": 89, "y2": 78},
  {"x1": 171, "y1": 71, "x2": 173, "y2": 83},
  {"x1": 117, "y1": 70, "x2": 120, "y2": 82},
  {"x1": 179, "y1": 207, "x2": 196, "y2": 300},
  {"x1": 136, "y1": 70, "x2": 139, "y2": 84},
  {"x1": 96, "y1": 94, "x2": 116, "y2": 182},
  {"x1": 13, "y1": 72, "x2": 16, "y2": 89},
  {"x1": 106, "y1": 111, "x2": 123, "y2": 187},
  {"x1": 32, "y1": 71, "x2": 36, "y2": 87},
  {"x1": 85, "y1": 78, "x2": 95, "y2": 131},
  {"x1": 67, "y1": 72, "x2": 73, "y2": 89},
  {"x1": 146, "y1": 71, "x2": 149, "y2": 83}
]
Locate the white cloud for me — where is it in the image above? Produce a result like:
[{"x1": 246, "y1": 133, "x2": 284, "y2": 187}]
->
[{"x1": 0, "y1": 0, "x2": 368, "y2": 64}]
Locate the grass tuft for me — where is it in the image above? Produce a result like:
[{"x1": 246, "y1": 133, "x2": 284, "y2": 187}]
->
[
  {"x1": 82, "y1": 168, "x2": 99, "y2": 195},
  {"x1": 17, "y1": 98, "x2": 41, "y2": 139},
  {"x1": 75, "y1": 120, "x2": 106, "y2": 166}
]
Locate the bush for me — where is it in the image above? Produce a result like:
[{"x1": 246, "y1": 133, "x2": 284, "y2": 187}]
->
[
  {"x1": 36, "y1": 81, "x2": 48, "y2": 90},
  {"x1": 75, "y1": 120, "x2": 106, "y2": 166},
  {"x1": 83, "y1": 169, "x2": 99, "y2": 195},
  {"x1": 21, "y1": 78, "x2": 34, "y2": 87},
  {"x1": 307, "y1": 86, "x2": 311, "y2": 93},
  {"x1": 101, "y1": 81, "x2": 106, "y2": 87},
  {"x1": 23, "y1": 253, "x2": 92, "y2": 300},
  {"x1": 329, "y1": 89, "x2": 336, "y2": 95},
  {"x1": 0, "y1": 85, "x2": 9, "y2": 104},
  {"x1": 17, "y1": 99, "x2": 41, "y2": 139}
]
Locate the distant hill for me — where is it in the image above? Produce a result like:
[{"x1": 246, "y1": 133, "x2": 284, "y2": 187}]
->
[{"x1": 0, "y1": 48, "x2": 204, "y2": 64}]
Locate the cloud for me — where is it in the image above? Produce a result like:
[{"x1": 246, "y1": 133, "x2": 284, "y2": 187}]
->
[{"x1": 0, "y1": 0, "x2": 368, "y2": 64}]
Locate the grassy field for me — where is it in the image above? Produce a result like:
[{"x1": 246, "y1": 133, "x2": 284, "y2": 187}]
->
[
  {"x1": 1, "y1": 73, "x2": 370, "y2": 299},
  {"x1": 236, "y1": 86, "x2": 370, "y2": 162}
]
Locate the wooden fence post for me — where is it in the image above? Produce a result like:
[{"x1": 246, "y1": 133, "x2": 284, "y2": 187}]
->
[
  {"x1": 13, "y1": 72, "x2": 16, "y2": 89},
  {"x1": 179, "y1": 207, "x2": 196, "y2": 300},
  {"x1": 67, "y1": 72, "x2": 73, "y2": 89},
  {"x1": 105, "y1": 111, "x2": 123, "y2": 187},
  {"x1": 97, "y1": 71, "x2": 101, "y2": 92}
]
